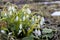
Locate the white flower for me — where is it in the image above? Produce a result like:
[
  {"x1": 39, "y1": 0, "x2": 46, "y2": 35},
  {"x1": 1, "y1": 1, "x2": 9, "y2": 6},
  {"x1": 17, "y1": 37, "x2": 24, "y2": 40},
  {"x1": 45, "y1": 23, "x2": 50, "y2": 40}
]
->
[
  {"x1": 1, "y1": 30, "x2": 5, "y2": 34},
  {"x1": 33, "y1": 29, "x2": 38, "y2": 35},
  {"x1": 11, "y1": 38, "x2": 14, "y2": 40},
  {"x1": 12, "y1": 6, "x2": 16, "y2": 12},
  {"x1": 26, "y1": 8, "x2": 31, "y2": 14},
  {"x1": 40, "y1": 17, "x2": 45, "y2": 26},
  {"x1": 8, "y1": 6, "x2": 12, "y2": 11},
  {"x1": 32, "y1": 17, "x2": 35, "y2": 21},
  {"x1": 37, "y1": 16, "x2": 41, "y2": 19},
  {"x1": 15, "y1": 16, "x2": 19, "y2": 21},
  {"x1": 8, "y1": 6, "x2": 16, "y2": 12},
  {"x1": 18, "y1": 30, "x2": 22, "y2": 35},
  {"x1": 32, "y1": 17, "x2": 35, "y2": 24},
  {"x1": 33, "y1": 29, "x2": 41, "y2": 37},
  {"x1": 26, "y1": 15, "x2": 29, "y2": 18},
  {"x1": 9, "y1": 11, "x2": 12, "y2": 15},
  {"x1": 8, "y1": 32, "x2": 12, "y2": 35},
  {"x1": 37, "y1": 30, "x2": 41, "y2": 36},
  {"x1": 4, "y1": 13, "x2": 7, "y2": 16},
  {"x1": 19, "y1": 24, "x2": 22, "y2": 29},
  {"x1": 23, "y1": 16, "x2": 25, "y2": 21}
]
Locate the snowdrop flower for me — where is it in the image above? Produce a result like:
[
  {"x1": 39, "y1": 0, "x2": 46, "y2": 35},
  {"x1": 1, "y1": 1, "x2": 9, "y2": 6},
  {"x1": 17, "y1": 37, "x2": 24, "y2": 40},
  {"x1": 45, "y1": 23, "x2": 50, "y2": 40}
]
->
[
  {"x1": 8, "y1": 6, "x2": 16, "y2": 12},
  {"x1": 18, "y1": 30, "x2": 22, "y2": 35},
  {"x1": 12, "y1": 6, "x2": 16, "y2": 12},
  {"x1": 37, "y1": 30, "x2": 41, "y2": 36},
  {"x1": 40, "y1": 17, "x2": 45, "y2": 26},
  {"x1": 8, "y1": 32, "x2": 12, "y2": 35},
  {"x1": 32, "y1": 17, "x2": 35, "y2": 21},
  {"x1": 1, "y1": 30, "x2": 5, "y2": 34},
  {"x1": 23, "y1": 16, "x2": 26, "y2": 21},
  {"x1": 9, "y1": 11, "x2": 12, "y2": 15},
  {"x1": 33, "y1": 29, "x2": 41, "y2": 37},
  {"x1": 26, "y1": 8, "x2": 31, "y2": 14},
  {"x1": 37, "y1": 16, "x2": 41, "y2": 19},
  {"x1": 26, "y1": 15, "x2": 29, "y2": 18},
  {"x1": 32, "y1": 17, "x2": 35, "y2": 24},
  {"x1": 4, "y1": 13, "x2": 7, "y2": 16},
  {"x1": 15, "y1": 16, "x2": 19, "y2": 21},
  {"x1": 19, "y1": 24, "x2": 22, "y2": 29},
  {"x1": 8, "y1": 6, "x2": 12, "y2": 11},
  {"x1": 11, "y1": 38, "x2": 14, "y2": 40},
  {"x1": 33, "y1": 29, "x2": 38, "y2": 35},
  {"x1": 28, "y1": 28, "x2": 30, "y2": 30}
]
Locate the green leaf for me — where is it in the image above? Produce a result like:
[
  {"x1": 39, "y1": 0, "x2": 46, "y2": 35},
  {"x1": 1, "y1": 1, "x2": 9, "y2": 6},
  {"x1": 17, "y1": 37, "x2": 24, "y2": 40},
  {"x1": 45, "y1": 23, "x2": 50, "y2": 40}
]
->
[
  {"x1": 22, "y1": 36, "x2": 34, "y2": 40},
  {"x1": 42, "y1": 33, "x2": 54, "y2": 38},
  {"x1": 42, "y1": 28, "x2": 53, "y2": 34}
]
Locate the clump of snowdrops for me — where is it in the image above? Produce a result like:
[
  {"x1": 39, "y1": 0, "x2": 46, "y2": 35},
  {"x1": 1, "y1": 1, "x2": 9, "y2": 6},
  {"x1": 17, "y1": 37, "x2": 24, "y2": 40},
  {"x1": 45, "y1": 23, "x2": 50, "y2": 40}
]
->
[{"x1": 0, "y1": 2, "x2": 57, "y2": 40}]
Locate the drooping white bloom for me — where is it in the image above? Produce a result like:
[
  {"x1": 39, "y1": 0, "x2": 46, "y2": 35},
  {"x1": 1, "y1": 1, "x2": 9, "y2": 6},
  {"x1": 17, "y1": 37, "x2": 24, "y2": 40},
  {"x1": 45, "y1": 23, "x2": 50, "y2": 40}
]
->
[
  {"x1": 8, "y1": 6, "x2": 16, "y2": 12},
  {"x1": 8, "y1": 32, "x2": 12, "y2": 35},
  {"x1": 37, "y1": 30, "x2": 41, "y2": 36},
  {"x1": 18, "y1": 30, "x2": 22, "y2": 35},
  {"x1": 26, "y1": 8, "x2": 31, "y2": 14},
  {"x1": 51, "y1": 11, "x2": 60, "y2": 16},
  {"x1": 32, "y1": 17, "x2": 35, "y2": 21},
  {"x1": 26, "y1": 15, "x2": 29, "y2": 18},
  {"x1": 33, "y1": 29, "x2": 41, "y2": 37},
  {"x1": 15, "y1": 16, "x2": 19, "y2": 21},
  {"x1": 4, "y1": 13, "x2": 7, "y2": 16},
  {"x1": 23, "y1": 16, "x2": 25, "y2": 21},
  {"x1": 1, "y1": 30, "x2": 5, "y2": 34},
  {"x1": 8, "y1": 6, "x2": 12, "y2": 11},
  {"x1": 11, "y1": 6, "x2": 16, "y2": 12},
  {"x1": 19, "y1": 24, "x2": 22, "y2": 29},
  {"x1": 9, "y1": 11, "x2": 12, "y2": 15},
  {"x1": 40, "y1": 17, "x2": 45, "y2": 26},
  {"x1": 33, "y1": 29, "x2": 38, "y2": 36},
  {"x1": 37, "y1": 16, "x2": 41, "y2": 19},
  {"x1": 11, "y1": 38, "x2": 14, "y2": 40},
  {"x1": 32, "y1": 17, "x2": 35, "y2": 24}
]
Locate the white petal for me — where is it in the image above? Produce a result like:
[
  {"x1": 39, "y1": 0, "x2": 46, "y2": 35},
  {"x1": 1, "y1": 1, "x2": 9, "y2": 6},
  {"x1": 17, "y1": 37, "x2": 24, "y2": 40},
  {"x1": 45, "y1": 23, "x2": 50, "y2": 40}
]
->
[
  {"x1": 40, "y1": 17, "x2": 45, "y2": 26},
  {"x1": 8, "y1": 6, "x2": 12, "y2": 11},
  {"x1": 26, "y1": 15, "x2": 29, "y2": 18},
  {"x1": 19, "y1": 24, "x2": 22, "y2": 29},
  {"x1": 15, "y1": 16, "x2": 19, "y2": 21},
  {"x1": 4, "y1": 13, "x2": 7, "y2": 16},
  {"x1": 38, "y1": 16, "x2": 41, "y2": 19},
  {"x1": 11, "y1": 38, "x2": 14, "y2": 40},
  {"x1": 9, "y1": 11, "x2": 12, "y2": 15},
  {"x1": 32, "y1": 17, "x2": 35, "y2": 21},
  {"x1": 26, "y1": 8, "x2": 31, "y2": 14},
  {"x1": 1, "y1": 30, "x2": 5, "y2": 33},
  {"x1": 18, "y1": 30, "x2": 22, "y2": 35},
  {"x1": 12, "y1": 6, "x2": 16, "y2": 12},
  {"x1": 33, "y1": 29, "x2": 38, "y2": 36},
  {"x1": 23, "y1": 16, "x2": 25, "y2": 21},
  {"x1": 8, "y1": 32, "x2": 12, "y2": 35},
  {"x1": 37, "y1": 30, "x2": 41, "y2": 36}
]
